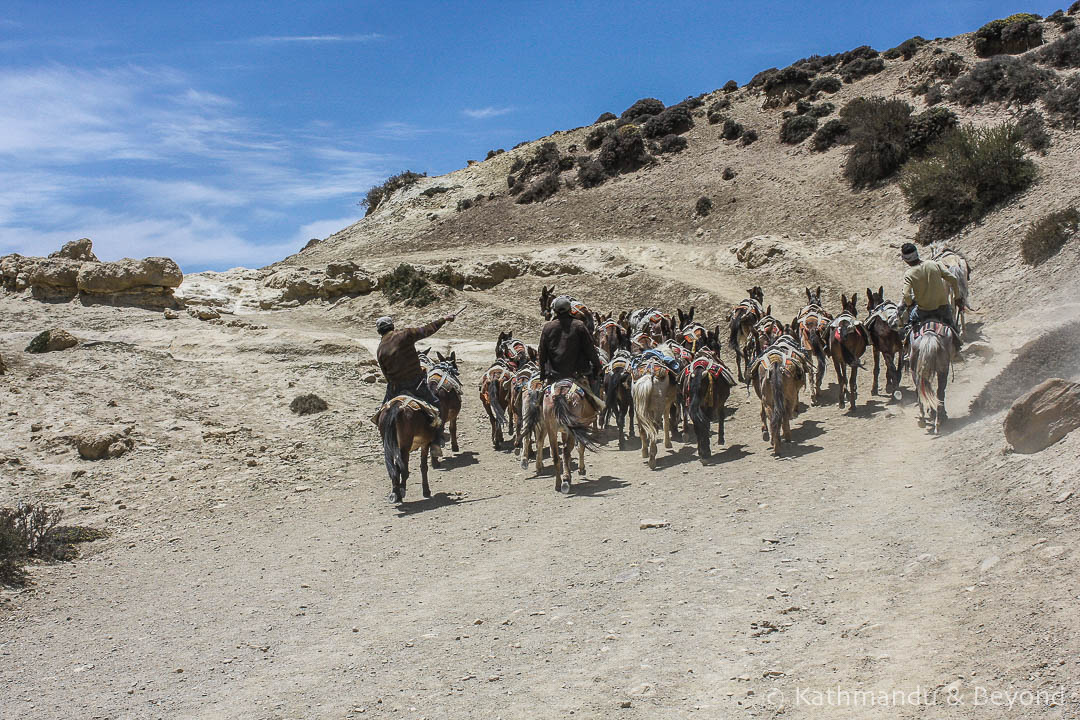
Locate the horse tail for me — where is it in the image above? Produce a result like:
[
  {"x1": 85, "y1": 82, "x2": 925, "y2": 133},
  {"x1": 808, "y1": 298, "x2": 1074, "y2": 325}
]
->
[
  {"x1": 603, "y1": 368, "x2": 625, "y2": 426},
  {"x1": 522, "y1": 388, "x2": 543, "y2": 438},
  {"x1": 769, "y1": 361, "x2": 786, "y2": 445},
  {"x1": 488, "y1": 378, "x2": 506, "y2": 428},
  {"x1": 728, "y1": 310, "x2": 744, "y2": 351},
  {"x1": 551, "y1": 394, "x2": 600, "y2": 451},
  {"x1": 688, "y1": 369, "x2": 710, "y2": 441},
  {"x1": 632, "y1": 376, "x2": 658, "y2": 444},
  {"x1": 378, "y1": 403, "x2": 406, "y2": 483},
  {"x1": 912, "y1": 334, "x2": 944, "y2": 416}
]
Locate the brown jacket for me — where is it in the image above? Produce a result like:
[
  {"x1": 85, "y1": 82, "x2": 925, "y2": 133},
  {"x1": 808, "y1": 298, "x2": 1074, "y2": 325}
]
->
[
  {"x1": 902, "y1": 260, "x2": 960, "y2": 311},
  {"x1": 377, "y1": 318, "x2": 446, "y2": 386},
  {"x1": 538, "y1": 315, "x2": 603, "y2": 380}
]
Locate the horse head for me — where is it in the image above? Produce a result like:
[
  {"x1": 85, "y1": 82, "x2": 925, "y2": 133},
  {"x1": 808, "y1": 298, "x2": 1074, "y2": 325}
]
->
[
  {"x1": 805, "y1": 286, "x2": 822, "y2": 307},
  {"x1": 840, "y1": 293, "x2": 858, "y2": 317},
  {"x1": 539, "y1": 285, "x2": 555, "y2": 319},
  {"x1": 749, "y1": 286, "x2": 765, "y2": 304},
  {"x1": 866, "y1": 286, "x2": 885, "y2": 314}
]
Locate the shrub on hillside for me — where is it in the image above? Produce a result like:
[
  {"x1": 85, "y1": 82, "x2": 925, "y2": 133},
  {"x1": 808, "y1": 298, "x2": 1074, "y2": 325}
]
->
[
  {"x1": 951, "y1": 55, "x2": 1054, "y2": 106},
  {"x1": 290, "y1": 394, "x2": 328, "y2": 415},
  {"x1": 929, "y1": 52, "x2": 967, "y2": 80},
  {"x1": 884, "y1": 36, "x2": 928, "y2": 60},
  {"x1": 516, "y1": 172, "x2": 560, "y2": 204},
  {"x1": 1, "y1": 503, "x2": 61, "y2": 585},
  {"x1": 576, "y1": 157, "x2": 607, "y2": 188},
  {"x1": 841, "y1": 97, "x2": 913, "y2": 186},
  {"x1": 808, "y1": 102, "x2": 835, "y2": 118},
  {"x1": 585, "y1": 124, "x2": 613, "y2": 151},
  {"x1": 722, "y1": 166, "x2": 737, "y2": 180},
  {"x1": 1017, "y1": 109, "x2": 1051, "y2": 151},
  {"x1": 809, "y1": 75, "x2": 842, "y2": 94},
  {"x1": 748, "y1": 67, "x2": 779, "y2": 89},
  {"x1": 721, "y1": 118, "x2": 744, "y2": 140},
  {"x1": 655, "y1": 134, "x2": 688, "y2": 153},
  {"x1": 1036, "y1": 28, "x2": 1080, "y2": 67},
  {"x1": 811, "y1": 118, "x2": 850, "y2": 151},
  {"x1": 739, "y1": 128, "x2": 759, "y2": 146},
  {"x1": 1021, "y1": 208, "x2": 1080, "y2": 264},
  {"x1": 695, "y1": 196, "x2": 713, "y2": 216},
  {"x1": 359, "y1": 170, "x2": 426, "y2": 216},
  {"x1": 706, "y1": 99, "x2": 730, "y2": 123},
  {"x1": 924, "y1": 84, "x2": 945, "y2": 106},
  {"x1": 904, "y1": 106, "x2": 959, "y2": 156},
  {"x1": 680, "y1": 94, "x2": 706, "y2": 110},
  {"x1": 722, "y1": 80, "x2": 738, "y2": 93},
  {"x1": 620, "y1": 97, "x2": 665, "y2": 122},
  {"x1": 594, "y1": 112, "x2": 617, "y2": 124},
  {"x1": 901, "y1": 123, "x2": 1037, "y2": 241},
  {"x1": 841, "y1": 57, "x2": 885, "y2": 83},
  {"x1": 597, "y1": 124, "x2": 652, "y2": 174},
  {"x1": 780, "y1": 115, "x2": 818, "y2": 144},
  {"x1": 762, "y1": 66, "x2": 814, "y2": 94},
  {"x1": 1043, "y1": 74, "x2": 1080, "y2": 127},
  {"x1": 485, "y1": 149, "x2": 505, "y2": 160},
  {"x1": 642, "y1": 104, "x2": 694, "y2": 138},
  {"x1": 838, "y1": 45, "x2": 879, "y2": 65},
  {"x1": 973, "y1": 13, "x2": 1044, "y2": 56},
  {"x1": 1071, "y1": 1, "x2": 1080, "y2": 14},
  {"x1": 382, "y1": 264, "x2": 438, "y2": 307}
]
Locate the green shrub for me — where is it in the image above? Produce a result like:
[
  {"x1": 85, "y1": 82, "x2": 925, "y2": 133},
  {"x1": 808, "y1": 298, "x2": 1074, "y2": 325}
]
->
[
  {"x1": 723, "y1": 80, "x2": 738, "y2": 92},
  {"x1": 904, "y1": 106, "x2": 959, "y2": 156},
  {"x1": 1043, "y1": 74, "x2": 1080, "y2": 127},
  {"x1": 973, "y1": 13, "x2": 1044, "y2": 56},
  {"x1": 841, "y1": 97, "x2": 913, "y2": 187},
  {"x1": 762, "y1": 66, "x2": 814, "y2": 94},
  {"x1": 722, "y1": 166, "x2": 736, "y2": 180},
  {"x1": 509, "y1": 156, "x2": 525, "y2": 173},
  {"x1": 695, "y1": 196, "x2": 713, "y2": 216},
  {"x1": 595, "y1": 112, "x2": 617, "y2": 123},
  {"x1": 780, "y1": 115, "x2": 818, "y2": 144},
  {"x1": 1, "y1": 503, "x2": 64, "y2": 585},
  {"x1": 1036, "y1": 28, "x2": 1080, "y2": 67},
  {"x1": 811, "y1": 118, "x2": 850, "y2": 151},
  {"x1": 900, "y1": 123, "x2": 1037, "y2": 241},
  {"x1": 841, "y1": 57, "x2": 885, "y2": 83},
  {"x1": 706, "y1": 99, "x2": 730, "y2": 123},
  {"x1": 884, "y1": 36, "x2": 928, "y2": 60},
  {"x1": 642, "y1": 104, "x2": 694, "y2": 138},
  {"x1": 456, "y1": 197, "x2": 474, "y2": 211},
  {"x1": 809, "y1": 75, "x2": 842, "y2": 94},
  {"x1": 808, "y1": 102, "x2": 835, "y2": 118},
  {"x1": 1071, "y1": 1, "x2": 1080, "y2": 14},
  {"x1": 597, "y1": 124, "x2": 652, "y2": 174},
  {"x1": 655, "y1": 134, "x2": 688, "y2": 153},
  {"x1": 516, "y1": 172, "x2": 560, "y2": 204},
  {"x1": 924, "y1": 84, "x2": 945, "y2": 105},
  {"x1": 748, "y1": 67, "x2": 779, "y2": 89},
  {"x1": 721, "y1": 118, "x2": 744, "y2": 140},
  {"x1": 359, "y1": 170, "x2": 426, "y2": 216},
  {"x1": 620, "y1": 98, "x2": 665, "y2": 121},
  {"x1": 485, "y1": 149, "x2": 505, "y2": 160},
  {"x1": 577, "y1": 157, "x2": 607, "y2": 188},
  {"x1": 739, "y1": 128, "x2": 759, "y2": 146},
  {"x1": 951, "y1": 55, "x2": 1054, "y2": 106},
  {"x1": 794, "y1": 99, "x2": 812, "y2": 115},
  {"x1": 1021, "y1": 208, "x2": 1079, "y2": 264},
  {"x1": 929, "y1": 52, "x2": 967, "y2": 80},
  {"x1": 585, "y1": 124, "x2": 613, "y2": 150},
  {"x1": 1017, "y1": 109, "x2": 1051, "y2": 151},
  {"x1": 382, "y1": 264, "x2": 438, "y2": 307},
  {"x1": 290, "y1": 394, "x2": 328, "y2": 415},
  {"x1": 680, "y1": 94, "x2": 706, "y2": 110},
  {"x1": 420, "y1": 186, "x2": 450, "y2": 198}
]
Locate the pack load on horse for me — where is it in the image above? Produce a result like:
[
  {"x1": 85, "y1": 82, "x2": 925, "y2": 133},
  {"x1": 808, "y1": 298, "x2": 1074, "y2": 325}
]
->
[
  {"x1": 930, "y1": 246, "x2": 973, "y2": 338},
  {"x1": 794, "y1": 287, "x2": 832, "y2": 405},
  {"x1": 629, "y1": 307, "x2": 674, "y2": 345},
  {"x1": 516, "y1": 368, "x2": 546, "y2": 469},
  {"x1": 526, "y1": 295, "x2": 606, "y2": 492},
  {"x1": 826, "y1": 293, "x2": 869, "y2": 411},
  {"x1": 496, "y1": 330, "x2": 536, "y2": 368},
  {"x1": 427, "y1": 352, "x2": 463, "y2": 458},
  {"x1": 750, "y1": 338, "x2": 811, "y2": 456},
  {"x1": 898, "y1": 243, "x2": 962, "y2": 430},
  {"x1": 681, "y1": 348, "x2": 736, "y2": 461},
  {"x1": 374, "y1": 308, "x2": 461, "y2": 503},
  {"x1": 631, "y1": 354, "x2": 682, "y2": 469},
  {"x1": 479, "y1": 360, "x2": 514, "y2": 450},
  {"x1": 595, "y1": 314, "x2": 630, "y2": 357},
  {"x1": 540, "y1": 286, "x2": 594, "y2": 333},
  {"x1": 728, "y1": 287, "x2": 765, "y2": 382},
  {"x1": 864, "y1": 287, "x2": 903, "y2": 399},
  {"x1": 602, "y1": 349, "x2": 635, "y2": 450},
  {"x1": 509, "y1": 361, "x2": 539, "y2": 451}
]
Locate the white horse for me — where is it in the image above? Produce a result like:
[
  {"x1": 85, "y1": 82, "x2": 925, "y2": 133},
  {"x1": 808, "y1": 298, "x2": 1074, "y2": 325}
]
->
[
  {"x1": 631, "y1": 359, "x2": 680, "y2": 469},
  {"x1": 909, "y1": 323, "x2": 958, "y2": 434},
  {"x1": 931, "y1": 246, "x2": 973, "y2": 337}
]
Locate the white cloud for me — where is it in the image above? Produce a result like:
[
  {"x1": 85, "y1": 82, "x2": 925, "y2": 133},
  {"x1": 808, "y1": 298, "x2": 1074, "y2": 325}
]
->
[
  {"x1": 230, "y1": 34, "x2": 384, "y2": 45},
  {"x1": 463, "y1": 106, "x2": 513, "y2": 120}
]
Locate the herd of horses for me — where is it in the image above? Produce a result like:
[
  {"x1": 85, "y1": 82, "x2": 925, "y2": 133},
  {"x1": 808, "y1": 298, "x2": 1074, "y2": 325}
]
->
[{"x1": 377, "y1": 250, "x2": 971, "y2": 503}]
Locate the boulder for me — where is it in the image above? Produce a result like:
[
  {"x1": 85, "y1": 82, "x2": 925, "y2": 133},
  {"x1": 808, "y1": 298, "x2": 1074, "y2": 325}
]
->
[
  {"x1": 735, "y1": 236, "x2": 786, "y2": 269},
  {"x1": 25, "y1": 329, "x2": 79, "y2": 353},
  {"x1": 49, "y1": 237, "x2": 98, "y2": 262},
  {"x1": 1004, "y1": 378, "x2": 1080, "y2": 454},
  {"x1": 27, "y1": 257, "x2": 82, "y2": 293},
  {"x1": 262, "y1": 263, "x2": 374, "y2": 304},
  {"x1": 75, "y1": 427, "x2": 134, "y2": 460},
  {"x1": 76, "y1": 257, "x2": 182, "y2": 294},
  {"x1": 188, "y1": 307, "x2": 221, "y2": 321}
]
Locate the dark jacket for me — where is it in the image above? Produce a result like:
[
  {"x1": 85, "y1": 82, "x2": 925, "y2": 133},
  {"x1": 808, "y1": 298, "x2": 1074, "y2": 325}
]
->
[
  {"x1": 377, "y1": 318, "x2": 446, "y2": 386},
  {"x1": 538, "y1": 315, "x2": 603, "y2": 380}
]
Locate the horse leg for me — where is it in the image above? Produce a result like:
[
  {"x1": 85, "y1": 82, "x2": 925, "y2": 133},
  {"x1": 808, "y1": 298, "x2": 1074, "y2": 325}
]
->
[
  {"x1": 561, "y1": 433, "x2": 573, "y2": 493},
  {"x1": 884, "y1": 352, "x2": 897, "y2": 396},
  {"x1": 616, "y1": 406, "x2": 626, "y2": 450},
  {"x1": 872, "y1": 347, "x2": 881, "y2": 396},
  {"x1": 534, "y1": 426, "x2": 546, "y2": 475},
  {"x1": 420, "y1": 445, "x2": 431, "y2": 498},
  {"x1": 848, "y1": 364, "x2": 858, "y2": 410},
  {"x1": 833, "y1": 356, "x2": 846, "y2": 409},
  {"x1": 663, "y1": 398, "x2": 673, "y2": 449},
  {"x1": 760, "y1": 402, "x2": 769, "y2": 442},
  {"x1": 577, "y1": 436, "x2": 586, "y2": 477},
  {"x1": 398, "y1": 446, "x2": 410, "y2": 502},
  {"x1": 450, "y1": 413, "x2": 459, "y2": 453},
  {"x1": 936, "y1": 371, "x2": 949, "y2": 433}
]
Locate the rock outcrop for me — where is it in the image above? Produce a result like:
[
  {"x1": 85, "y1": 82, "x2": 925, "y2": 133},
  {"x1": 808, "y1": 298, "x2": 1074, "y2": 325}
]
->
[
  {"x1": 0, "y1": 239, "x2": 183, "y2": 309},
  {"x1": 25, "y1": 329, "x2": 79, "y2": 354},
  {"x1": 1003, "y1": 378, "x2": 1080, "y2": 454},
  {"x1": 75, "y1": 427, "x2": 135, "y2": 460},
  {"x1": 261, "y1": 262, "x2": 375, "y2": 307}
]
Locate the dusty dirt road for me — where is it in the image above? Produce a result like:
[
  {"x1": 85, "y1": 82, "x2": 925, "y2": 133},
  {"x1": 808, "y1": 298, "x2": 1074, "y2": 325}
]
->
[{"x1": 2, "y1": 293, "x2": 1078, "y2": 720}]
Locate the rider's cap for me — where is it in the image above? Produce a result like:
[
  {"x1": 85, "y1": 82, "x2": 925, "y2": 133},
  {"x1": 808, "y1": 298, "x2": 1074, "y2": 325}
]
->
[
  {"x1": 901, "y1": 243, "x2": 919, "y2": 262},
  {"x1": 552, "y1": 296, "x2": 572, "y2": 314},
  {"x1": 375, "y1": 316, "x2": 394, "y2": 334}
]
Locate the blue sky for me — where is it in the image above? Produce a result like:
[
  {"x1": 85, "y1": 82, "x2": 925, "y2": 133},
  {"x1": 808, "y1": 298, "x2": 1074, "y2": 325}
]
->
[{"x1": 0, "y1": 0, "x2": 1064, "y2": 271}]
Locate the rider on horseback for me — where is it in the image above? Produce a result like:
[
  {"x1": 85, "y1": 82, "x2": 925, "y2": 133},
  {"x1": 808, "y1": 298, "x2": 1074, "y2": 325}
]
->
[
  {"x1": 897, "y1": 243, "x2": 962, "y2": 351},
  {"x1": 538, "y1": 296, "x2": 606, "y2": 411},
  {"x1": 373, "y1": 313, "x2": 457, "y2": 443}
]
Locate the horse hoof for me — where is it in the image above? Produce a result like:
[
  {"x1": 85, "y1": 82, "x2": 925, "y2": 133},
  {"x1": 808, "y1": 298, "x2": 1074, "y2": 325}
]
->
[
  {"x1": 560, "y1": 481, "x2": 571, "y2": 495},
  {"x1": 423, "y1": 489, "x2": 432, "y2": 498},
  {"x1": 431, "y1": 459, "x2": 440, "y2": 468},
  {"x1": 387, "y1": 491, "x2": 401, "y2": 504}
]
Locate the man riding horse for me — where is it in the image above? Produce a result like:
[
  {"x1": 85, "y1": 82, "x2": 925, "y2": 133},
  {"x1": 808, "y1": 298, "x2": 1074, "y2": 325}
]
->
[
  {"x1": 373, "y1": 312, "x2": 458, "y2": 446},
  {"x1": 538, "y1": 296, "x2": 606, "y2": 411},
  {"x1": 897, "y1": 243, "x2": 962, "y2": 352}
]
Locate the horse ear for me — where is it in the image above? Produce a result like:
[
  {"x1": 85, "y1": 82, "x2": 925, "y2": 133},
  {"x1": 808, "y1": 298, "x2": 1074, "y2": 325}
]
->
[
  {"x1": 816, "y1": 285, "x2": 821, "y2": 297},
  {"x1": 688, "y1": 306, "x2": 695, "y2": 322},
  {"x1": 867, "y1": 288, "x2": 873, "y2": 302},
  {"x1": 766, "y1": 305, "x2": 772, "y2": 316},
  {"x1": 450, "y1": 351, "x2": 456, "y2": 362},
  {"x1": 878, "y1": 285, "x2": 883, "y2": 297},
  {"x1": 436, "y1": 351, "x2": 445, "y2": 361},
  {"x1": 806, "y1": 287, "x2": 812, "y2": 303}
]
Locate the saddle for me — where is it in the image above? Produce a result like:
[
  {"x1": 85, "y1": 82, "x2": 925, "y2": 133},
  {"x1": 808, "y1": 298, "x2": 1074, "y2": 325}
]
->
[
  {"x1": 681, "y1": 357, "x2": 735, "y2": 405},
  {"x1": 734, "y1": 298, "x2": 764, "y2": 319},
  {"x1": 427, "y1": 365, "x2": 462, "y2": 393},
  {"x1": 754, "y1": 343, "x2": 811, "y2": 382},
  {"x1": 479, "y1": 363, "x2": 513, "y2": 403},
  {"x1": 912, "y1": 321, "x2": 952, "y2": 341},
  {"x1": 545, "y1": 379, "x2": 586, "y2": 399},
  {"x1": 631, "y1": 331, "x2": 658, "y2": 349},
  {"x1": 632, "y1": 358, "x2": 673, "y2": 382},
  {"x1": 865, "y1": 302, "x2": 900, "y2": 331},
  {"x1": 829, "y1": 313, "x2": 868, "y2": 345},
  {"x1": 380, "y1": 395, "x2": 441, "y2": 427}
]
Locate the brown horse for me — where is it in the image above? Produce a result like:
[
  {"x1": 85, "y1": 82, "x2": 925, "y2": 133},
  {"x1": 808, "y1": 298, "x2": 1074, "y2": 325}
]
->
[
  {"x1": 795, "y1": 287, "x2": 832, "y2": 405},
  {"x1": 378, "y1": 396, "x2": 442, "y2": 503},
  {"x1": 728, "y1": 287, "x2": 765, "y2": 381},
  {"x1": 827, "y1": 293, "x2": 869, "y2": 410},
  {"x1": 496, "y1": 331, "x2": 535, "y2": 368},
  {"x1": 750, "y1": 344, "x2": 810, "y2": 456},
  {"x1": 509, "y1": 362, "x2": 538, "y2": 450},
  {"x1": 479, "y1": 361, "x2": 514, "y2": 449},
  {"x1": 523, "y1": 379, "x2": 599, "y2": 493},
  {"x1": 630, "y1": 308, "x2": 675, "y2": 345},
  {"x1": 427, "y1": 352, "x2": 462, "y2": 458},
  {"x1": 539, "y1": 286, "x2": 594, "y2": 332},
  {"x1": 601, "y1": 350, "x2": 635, "y2": 449},
  {"x1": 864, "y1": 287, "x2": 903, "y2": 397},
  {"x1": 682, "y1": 349, "x2": 735, "y2": 460},
  {"x1": 595, "y1": 316, "x2": 629, "y2": 357},
  {"x1": 517, "y1": 370, "x2": 546, "y2": 469}
]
